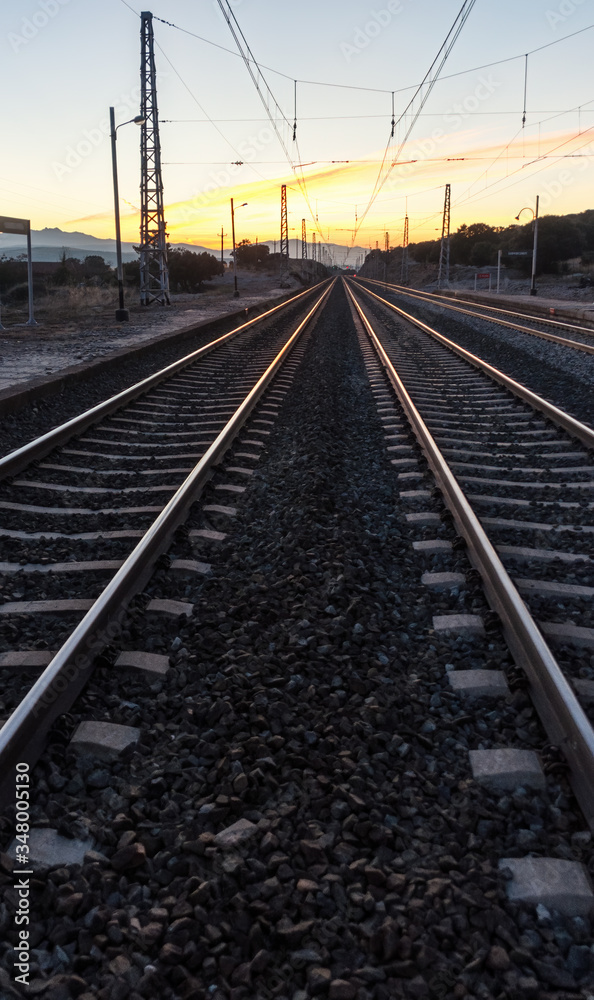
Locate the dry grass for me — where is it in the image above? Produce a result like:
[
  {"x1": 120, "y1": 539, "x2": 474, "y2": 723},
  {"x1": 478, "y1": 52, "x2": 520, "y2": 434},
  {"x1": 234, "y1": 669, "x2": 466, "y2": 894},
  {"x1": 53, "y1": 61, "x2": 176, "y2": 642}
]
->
[
  {"x1": 36, "y1": 287, "x2": 117, "y2": 321},
  {"x1": 1, "y1": 286, "x2": 119, "y2": 327},
  {"x1": 0, "y1": 272, "x2": 294, "y2": 334}
]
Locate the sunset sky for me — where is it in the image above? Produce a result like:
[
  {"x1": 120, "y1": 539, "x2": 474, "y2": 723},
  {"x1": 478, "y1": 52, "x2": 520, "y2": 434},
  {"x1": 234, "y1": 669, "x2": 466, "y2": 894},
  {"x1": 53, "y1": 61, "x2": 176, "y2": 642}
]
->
[{"x1": 1, "y1": 0, "x2": 593, "y2": 255}]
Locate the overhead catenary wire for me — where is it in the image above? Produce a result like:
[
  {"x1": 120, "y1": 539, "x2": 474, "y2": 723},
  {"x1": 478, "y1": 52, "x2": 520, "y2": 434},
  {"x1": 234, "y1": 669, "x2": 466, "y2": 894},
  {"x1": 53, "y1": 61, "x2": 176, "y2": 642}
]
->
[
  {"x1": 117, "y1": 0, "x2": 594, "y2": 251},
  {"x1": 460, "y1": 124, "x2": 594, "y2": 209},
  {"x1": 409, "y1": 122, "x2": 594, "y2": 238},
  {"x1": 352, "y1": 0, "x2": 478, "y2": 245},
  {"x1": 162, "y1": 153, "x2": 594, "y2": 167},
  {"x1": 522, "y1": 53, "x2": 529, "y2": 128},
  {"x1": 123, "y1": 4, "x2": 594, "y2": 167},
  {"x1": 121, "y1": 0, "x2": 594, "y2": 190},
  {"x1": 161, "y1": 108, "x2": 594, "y2": 124},
  {"x1": 153, "y1": 39, "x2": 274, "y2": 190},
  {"x1": 451, "y1": 91, "x2": 594, "y2": 214},
  {"x1": 127, "y1": 4, "x2": 594, "y2": 100},
  {"x1": 214, "y1": 0, "x2": 328, "y2": 249}
]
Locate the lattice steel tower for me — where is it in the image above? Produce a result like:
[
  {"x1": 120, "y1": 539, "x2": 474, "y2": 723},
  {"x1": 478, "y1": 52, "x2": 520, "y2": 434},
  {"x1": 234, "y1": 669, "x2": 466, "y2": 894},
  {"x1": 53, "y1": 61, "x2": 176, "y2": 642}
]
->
[
  {"x1": 401, "y1": 214, "x2": 409, "y2": 284},
  {"x1": 279, "y1": 184, "x2": 289, "y2": 286},
  {"x1": 139, "y1": 11, "x2": 170, "y2": 306},
  {"x1": 437, "y1": 183, "x2": 451, "y2": 289},
  {"x1": 301, "y1": 218, "x2": 307, "y2": 259}
]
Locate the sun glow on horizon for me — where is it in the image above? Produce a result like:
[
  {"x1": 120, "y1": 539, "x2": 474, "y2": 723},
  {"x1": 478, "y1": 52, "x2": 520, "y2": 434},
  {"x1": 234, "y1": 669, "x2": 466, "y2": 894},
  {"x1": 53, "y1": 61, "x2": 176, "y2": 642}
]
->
[{"x1": 60, "y1": 125, "x2": 594, "y2": 250}]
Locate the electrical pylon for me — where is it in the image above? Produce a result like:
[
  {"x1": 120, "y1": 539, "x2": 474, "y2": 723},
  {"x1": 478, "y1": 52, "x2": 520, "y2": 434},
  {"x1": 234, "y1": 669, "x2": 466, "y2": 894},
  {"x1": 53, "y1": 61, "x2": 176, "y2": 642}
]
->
[
  {"x1": 139, "y1": 11, "x2": 169, "y2": 306},
  {"x1": 437, "y1": 183, "x2": 451, "y2": 289},
  {"x1": 401, "y1": 214, "x2": 409, "y2": 284},
  {"x1": 301, "y1": 218, "x2": 307, "y2": 259},
  {"x1": 312, "y1": 233, "x2": 316, "y2": 262},
  {"x1": 279, "y1": 184, "x2": 289, "y2": 286}
]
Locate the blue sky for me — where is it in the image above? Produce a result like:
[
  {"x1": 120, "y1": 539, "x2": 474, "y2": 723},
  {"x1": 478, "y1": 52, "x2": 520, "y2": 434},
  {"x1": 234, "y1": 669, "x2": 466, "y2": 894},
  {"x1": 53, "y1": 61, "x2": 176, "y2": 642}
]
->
[{"x1": 1, "y1": 0, "x2": 593, "y2": 249}]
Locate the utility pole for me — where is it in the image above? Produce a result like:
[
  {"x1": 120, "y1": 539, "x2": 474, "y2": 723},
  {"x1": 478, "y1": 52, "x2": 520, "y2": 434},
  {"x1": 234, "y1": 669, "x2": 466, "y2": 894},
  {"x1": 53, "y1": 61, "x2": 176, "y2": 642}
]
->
[
  {"x1": 139, "y1": 11, "x2": 170, "y2": 306},
  {"x1": 401, "y1": 214, "x2": 409, "y2": 284},
  {"x1": 301, "y1": 218, "x2": 307, "y2": 260},
  {"x1": 384, "y1": 231, "x2": 389, "y2": 285},
  {"x1": 279, "y1": 184, "x2": 289, "y2": 286},
  {"x1": 530, "y1": 195, "x2": 539, "y2": 296},
  {"x1": 437, "y1": 183, "x2": 451, "y2": 290},
  {"x1": 220, "y1": 227, "x2": 226, "y2": 266},
  {"x1": 312, "y1": 233, "x2": 317, "y2": 263}
]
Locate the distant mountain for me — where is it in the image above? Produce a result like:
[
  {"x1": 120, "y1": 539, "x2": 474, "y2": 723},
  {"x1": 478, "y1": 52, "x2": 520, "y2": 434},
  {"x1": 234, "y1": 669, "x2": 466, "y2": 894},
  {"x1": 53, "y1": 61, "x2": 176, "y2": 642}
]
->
[
  {"x1": 0, "y1": 228, "x2": 367, "y2": 267},
  {"x1": 0, "y1": 227, "x2": 219, "y2": 264},
  {"x1": 0, "y1": 246, "x2": 135, "y2": 265}
]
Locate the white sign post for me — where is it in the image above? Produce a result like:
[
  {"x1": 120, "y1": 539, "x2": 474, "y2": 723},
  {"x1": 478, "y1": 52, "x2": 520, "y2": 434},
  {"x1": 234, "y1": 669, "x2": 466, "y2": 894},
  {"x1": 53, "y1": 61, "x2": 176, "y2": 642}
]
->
[{"x1": 0, "y1": 215, "x2": 37, "y2": 326}]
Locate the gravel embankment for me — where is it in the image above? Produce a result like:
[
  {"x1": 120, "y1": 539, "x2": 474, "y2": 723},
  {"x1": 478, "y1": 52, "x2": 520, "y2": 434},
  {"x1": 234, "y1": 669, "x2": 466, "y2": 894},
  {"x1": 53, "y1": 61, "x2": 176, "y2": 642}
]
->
[
  {"x1": 0, "y1": 293, "x2": 312, "y2": 458},
  {"x1": 1, "y1": 285, "x2": 593, "y2": 999},
  {"x1": 0, "y1": 274, "x2": 308, "y2": 392}
]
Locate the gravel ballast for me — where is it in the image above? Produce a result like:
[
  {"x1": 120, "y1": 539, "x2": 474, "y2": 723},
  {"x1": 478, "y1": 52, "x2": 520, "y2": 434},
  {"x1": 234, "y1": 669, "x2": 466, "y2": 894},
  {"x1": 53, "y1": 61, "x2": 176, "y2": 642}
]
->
[
  {"x1": 364, "y1": 282, "x2": 594, "y2": 429},
  {"x1": 0, "y1": 283, "x2": 593, "y2": 1000},
  {"x1": 0, "y1": 291, "x2": 316, "y2": 458}
]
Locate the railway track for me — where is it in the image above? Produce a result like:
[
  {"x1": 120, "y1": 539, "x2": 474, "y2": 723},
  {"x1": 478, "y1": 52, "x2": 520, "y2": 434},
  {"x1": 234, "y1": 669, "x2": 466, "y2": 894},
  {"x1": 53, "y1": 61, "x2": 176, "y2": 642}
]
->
[
  {"x1": 0, "y1": 278, "x2": 593, "y2": 998},
  {"x1": 346, "y1": 278, "x2": 594, "y2": 826},
  {"x1": 0, "y1": 279, "x2": 333, "y2": 791},
  {"x1": 356, "y1": 277, "x2": 594, "y2": 355}
]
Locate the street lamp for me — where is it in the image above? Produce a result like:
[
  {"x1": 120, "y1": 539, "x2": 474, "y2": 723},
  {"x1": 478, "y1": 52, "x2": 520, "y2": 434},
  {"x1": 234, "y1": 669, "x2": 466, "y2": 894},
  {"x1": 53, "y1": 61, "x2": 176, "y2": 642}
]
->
[
  {"x1": 515, "y1": 195, "x2": 539, "y2": 296},
  {"x1": 110, "y1": 107, "x2": 144, "y2": 321},
  {"x1": 230, "y1": 198, "x2": 248, "y2": 298}
]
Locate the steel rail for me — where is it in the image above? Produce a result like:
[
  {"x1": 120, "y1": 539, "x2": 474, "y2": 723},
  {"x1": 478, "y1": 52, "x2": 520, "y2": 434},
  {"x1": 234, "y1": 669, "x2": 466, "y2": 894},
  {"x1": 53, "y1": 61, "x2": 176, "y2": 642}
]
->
[
  {"x1": 358, "y1": 275, "x2": 594, "y2": 339},
  {"x1": 345, "y1": 280, "x2": 594, "y2": 832},
  {"x1": 0, "y1": 279, "x2": 336, "y2": 801},
  {"x1": 0, "y1": 279, "x2": 330, "y2": 480},
  {"x1": 349, "y1": 278, "x2": 594, "y2": 449}
]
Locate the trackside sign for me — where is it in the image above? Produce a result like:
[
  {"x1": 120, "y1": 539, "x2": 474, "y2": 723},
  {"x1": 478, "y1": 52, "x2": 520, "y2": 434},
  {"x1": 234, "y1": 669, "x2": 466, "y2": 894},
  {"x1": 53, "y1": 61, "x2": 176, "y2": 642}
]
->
[
  {"x1": 0, "y1": 215, "x2": 36, "y2": 326},
  {"x1": 0, "y1": 216, "x2": 30, "y2": 235}
]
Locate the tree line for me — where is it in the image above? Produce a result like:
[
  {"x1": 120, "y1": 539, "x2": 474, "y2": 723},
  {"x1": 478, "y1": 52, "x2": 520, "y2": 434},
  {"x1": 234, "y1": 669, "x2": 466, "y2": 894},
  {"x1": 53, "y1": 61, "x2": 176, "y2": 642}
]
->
[
  {"x1": 0, "y1": 246, "x2": 227, "y2": 301},
  {"x1": 405, "y1": 209, "x2": 594, "y2": 274},
  {"x1": 0, "y1": 236, "x2": 293, "y2": 303}
]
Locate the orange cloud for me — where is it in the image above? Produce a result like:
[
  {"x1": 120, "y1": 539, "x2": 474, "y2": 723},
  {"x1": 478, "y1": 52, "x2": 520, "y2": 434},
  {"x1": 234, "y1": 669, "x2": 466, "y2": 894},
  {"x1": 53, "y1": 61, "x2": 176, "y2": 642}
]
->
[{"x1": 64, "y1": 126, "x2": 594, "y2": 248}]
